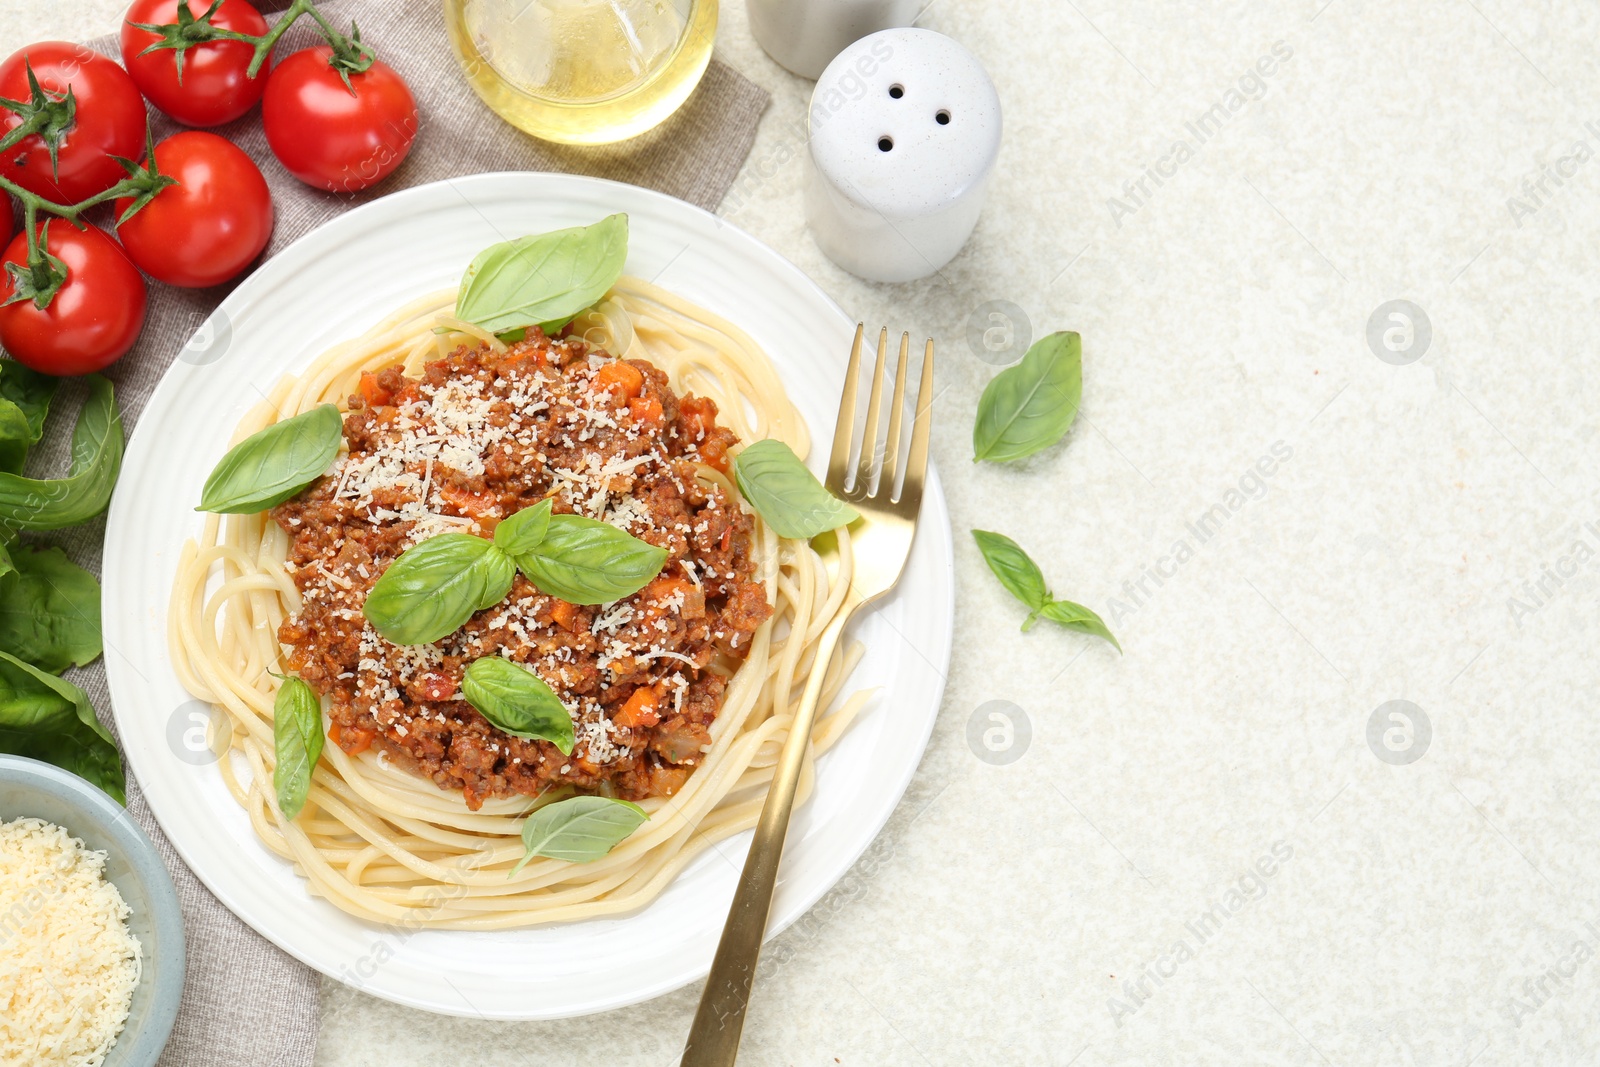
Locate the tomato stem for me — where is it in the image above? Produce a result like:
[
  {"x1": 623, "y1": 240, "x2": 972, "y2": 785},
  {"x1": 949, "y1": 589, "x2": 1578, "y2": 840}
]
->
[
  {"x1": 0, "y1": 121, "x2": 175, "y2": 310},
  {"x1": 128, "y1": 0, "x2": 382, "y2": 81},
  {"x1": 2, "y1": 206, "x2": 68, "y2": 311},
  {"x1": 0, "y1": 100, "x2": 47, "y2": 158},
  {"x1": 0, "y1": 61, "x2": 78, "y2": 180}
]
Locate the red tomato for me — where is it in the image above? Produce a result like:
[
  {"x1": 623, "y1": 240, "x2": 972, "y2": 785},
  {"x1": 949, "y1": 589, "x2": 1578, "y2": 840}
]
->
[
  {"x1": 0, "y1": 223, "x2": 147, "y2": 375},
  {"x1": 262, "y1": 46, "x2": 417, "y2": 193},
  {"x1": 0, "y1": 43, "x2": 146, "y2": 204},
  {"x1": 115, "y1": 131, "x2": 272, "y2": 287},
  {"x1": 120, "y1": 0, "x2": 270, "y2": 127}
]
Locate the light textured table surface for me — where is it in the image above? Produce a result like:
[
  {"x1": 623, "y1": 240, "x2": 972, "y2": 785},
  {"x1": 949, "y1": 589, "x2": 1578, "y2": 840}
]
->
[{"x1": 9, "y1": 1, "x2": 1600, "y2": 1063}]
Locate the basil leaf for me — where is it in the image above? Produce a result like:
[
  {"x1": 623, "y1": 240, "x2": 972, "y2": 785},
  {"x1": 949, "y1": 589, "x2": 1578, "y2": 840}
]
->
[
  {"x1": 461, "y1": 657, "x2": 575, "y2": 753},
  {"x1": 493, "y1": 498, "x2": 552, "y2": 557},
  {"x1": 0, "y1": 375, "x2": 123, "y2": 531},
  {"x1": 0, "y1": 400, "x2": 30, "y2": 473},
  {"x1": 1031, "y1": 599, "x2": 1121, "y2": 651},
  {"x1": 0, "y1": 650, "x2": 124, "y2": 804},
  {"x1": 733, "y1": 438, "x2": 858, "y2": 540},
  {"x1": 363, "y1": 533, "x2": 515, "y2": 645},
  {"x1": 0, "y1": 536, "x2": 12, "y2": 582},
  {"x1": 971, "y1": 529, "x2": 1048, "y2": 610},
  {"x1": 273, "y1": 676, "x2": 324, "y2": 821},
  {"x1": 971, "y1": 527, "x2": 1119, "y2": 651},
  {"x1": 0, "y1": 360, "x2": 57, "y2": 474},
  {"x1": 510, "y1": 514, "x2": 666, "y2": 605},
  {"x1": 456, "y1": 214, "x2": 629, "y2": 335},
  {"x1": 0, "y1": 544, "x2": 101, "y2": 672},
  {"x1": 512, "y1": 795, "x2": 647, "y2": 872},
  {"x1": 973, "y1": 331, "x2": 1083, "y2": 463},
  {"x1": 198, "y1": 404, "x2": 343, "y2": 514}
]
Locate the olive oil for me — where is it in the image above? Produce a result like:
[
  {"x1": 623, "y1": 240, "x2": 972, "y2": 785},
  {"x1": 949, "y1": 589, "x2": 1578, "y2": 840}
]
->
[{"x1": 445, "y1": 0, "x2": 717, "y2": 145}]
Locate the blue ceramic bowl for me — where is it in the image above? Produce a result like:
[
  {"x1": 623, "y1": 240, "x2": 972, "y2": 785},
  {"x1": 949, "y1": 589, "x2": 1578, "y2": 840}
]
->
[{"x1": 0, "y1": 755, "x2": 184, "y2": 1066}]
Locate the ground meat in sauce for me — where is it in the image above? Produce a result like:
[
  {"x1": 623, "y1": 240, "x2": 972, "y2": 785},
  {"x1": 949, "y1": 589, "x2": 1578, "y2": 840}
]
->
[{"x1": 272, "y1": 330, "x2": 771, "y2": 810}]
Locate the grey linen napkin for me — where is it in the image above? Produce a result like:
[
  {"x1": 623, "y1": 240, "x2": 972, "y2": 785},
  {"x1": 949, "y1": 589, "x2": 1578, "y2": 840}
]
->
[{"x1": 17, "y1": 3, "x2": 768, "y2": 1064}]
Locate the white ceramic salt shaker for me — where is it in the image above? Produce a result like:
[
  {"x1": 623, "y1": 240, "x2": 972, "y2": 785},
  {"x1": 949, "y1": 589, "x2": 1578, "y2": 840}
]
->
[
  {"x1": 747, "y1": 0, "x2": 922, "y2": 80},
  {"x1": 805, "y1": 28, "x2": 1001, "y2": 283}
]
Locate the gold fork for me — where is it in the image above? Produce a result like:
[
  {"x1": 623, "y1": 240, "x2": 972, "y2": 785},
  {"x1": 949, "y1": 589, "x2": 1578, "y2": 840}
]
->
[{"x1": 681, "y1": 326, "x2": 934, "y2": 1066}]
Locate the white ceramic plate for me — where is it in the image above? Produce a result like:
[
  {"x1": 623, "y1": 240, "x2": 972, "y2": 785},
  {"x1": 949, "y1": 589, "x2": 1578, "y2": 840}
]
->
[{"x1": 102, "y1": 172, "x2": 953, "y2": 1020}]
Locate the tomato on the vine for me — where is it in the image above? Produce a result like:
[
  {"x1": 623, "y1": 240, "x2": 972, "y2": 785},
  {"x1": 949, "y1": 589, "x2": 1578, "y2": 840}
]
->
[
  {"x1": 115, "y1": 131, "x2": 272, "y2": 288},
  {"x1": 121, "y1": 0, "x2": 271, "y2": 127},
  {"x1": 0, "y1": 223, "x2": 147, "y2": 376},
  {"x1": 0, "y1": 43, "x2": 147, "y2": 204},
  {"x1": 262, "y1": 46, "x2": 417, "y2": 193}
]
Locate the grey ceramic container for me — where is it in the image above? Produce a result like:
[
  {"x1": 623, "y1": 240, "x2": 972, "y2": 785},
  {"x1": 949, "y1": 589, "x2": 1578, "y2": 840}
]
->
[{"x1": 0, "y1": 754, "x2": 184, "y2": 1066}]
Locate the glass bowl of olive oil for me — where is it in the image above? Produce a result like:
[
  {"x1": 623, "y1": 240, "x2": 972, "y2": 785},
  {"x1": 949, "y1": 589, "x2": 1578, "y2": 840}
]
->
[{"x1": 445, "y1": 0, "x2": 718, "y2": 145}]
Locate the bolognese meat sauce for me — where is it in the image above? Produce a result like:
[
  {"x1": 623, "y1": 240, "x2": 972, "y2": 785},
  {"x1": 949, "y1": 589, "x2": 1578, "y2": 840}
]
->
[{"x1": 272, "y1": 330, "x2": 772, "y2": 809}]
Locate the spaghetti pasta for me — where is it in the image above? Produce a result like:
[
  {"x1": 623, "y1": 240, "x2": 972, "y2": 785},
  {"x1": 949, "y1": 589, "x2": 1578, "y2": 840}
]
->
[{"x1": 167, "y1": 278, "x2": 864, "y2": 929}]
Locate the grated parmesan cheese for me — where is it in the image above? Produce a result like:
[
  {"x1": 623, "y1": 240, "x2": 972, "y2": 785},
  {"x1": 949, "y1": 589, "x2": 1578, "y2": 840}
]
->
[{"x1": 0, "y1": 817, "x2": 141, "y2": 1067}]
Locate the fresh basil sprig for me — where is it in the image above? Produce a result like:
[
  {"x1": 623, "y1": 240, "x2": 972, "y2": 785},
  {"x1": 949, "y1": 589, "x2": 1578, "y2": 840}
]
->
[
  {"x1": 0, "y1": 544, "x2": 101, "y2": 673},
  {"x1": 198, "y1": 403, "x2": 343, "y2": 514},
  {"x1": 972, "y1": 529, "x2": 1119, "y2": 650},
  {"x1": 456, "y1": 214, "x2": 629, "y2": 336},
  {"x1": 0, "y1": 650, "x2": 124, "y2": 804},
  {"x1": 0, "y1": 375, "x2": 123, "y2": 531},
  {"x1": 364, "y1": 533, "x2": 516, "y2": 646},
  {"x1": 0, "y1": 360, "x2": 58, "y2": 474},
  {"x1": 733, "y1": 438, "x2": 858, "y2": 539},
  {"x1": 973, "y1": 331, "x2": 1082, "y2": 463},
  {"x1": 362, "y1": 500, "x2": 665, "y2": 644},
  {"x1": 510, "y1": 509, "x2": 667, "y2": 605},
  {"x1": 462, "y1": 657, "x2": 575, "y2": 753},
  {"x1": 511, "y1": 795, "x2": 648, "y2": 873},
  {"x1": 273, "y1": 675, "x2": 324, "y2": 821},
  {"x1": 492, "y1": 497, "x2": 552, "y2": 556}
]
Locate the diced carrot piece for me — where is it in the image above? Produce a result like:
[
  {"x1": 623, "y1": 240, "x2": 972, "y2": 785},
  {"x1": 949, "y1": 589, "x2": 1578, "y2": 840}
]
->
[
  {"x1": 614, "y1": 685, "x2": 662, "y2": 729},
  {"x1": 650, "y1": 763, "x2": 692, "y2": 795},
  {"x1": 358, "y1": 371, "x2": 392, "y2": 407},
  {"x1": 549, "y1": 598, "x2": 579, "y2": 631},
  {"x1": 335, "y1": 724, "x2": 376, "y2": 755},
  {"x1": 646, "y1": 576, "x2": 693, "y2": 599},
  {"x1": 438, "y1": 484, "x2": 497, "y2": 519},
  {"x1": 593, "y1": 361, "x2": 644, "y2": 401},
  {"x1": 645, "y1": 576, "x2": 704, "y2": 619},
  {"x1": 698, "y1": 435, "x2": 730, "y2": 473},
  {"x1": 679, "y1": 396, "x2": 718, "y2": 441},
  {"x1": 628, "y1": 395, "x2": 663, "y2": 427}
]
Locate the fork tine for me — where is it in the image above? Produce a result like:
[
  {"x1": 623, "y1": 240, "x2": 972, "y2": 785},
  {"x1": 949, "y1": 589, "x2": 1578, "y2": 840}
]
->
[
  {"x1": 879, "y1": 332, "x2": 910, "y2": 496},
  {"x1": 898, "y1": 338, "x2": 934, "y2": 506},
  {"x1": 854, "y1": 328, "x2": 890, "y2": 493},
  {"x1": 827, "y1": 324, "x2": 864, "y2": 491}
]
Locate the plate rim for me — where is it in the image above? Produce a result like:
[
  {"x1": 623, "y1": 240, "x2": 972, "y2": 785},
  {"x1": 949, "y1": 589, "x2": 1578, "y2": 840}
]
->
[{"x1": 103, "y1": 170, "x2": 954, "y2": 1019}]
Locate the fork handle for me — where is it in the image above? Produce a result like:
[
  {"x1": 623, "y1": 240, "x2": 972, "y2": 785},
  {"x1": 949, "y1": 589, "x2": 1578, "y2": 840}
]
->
[{"x1": 680, "y1": 603, "x2": 856, "y2": 1066}]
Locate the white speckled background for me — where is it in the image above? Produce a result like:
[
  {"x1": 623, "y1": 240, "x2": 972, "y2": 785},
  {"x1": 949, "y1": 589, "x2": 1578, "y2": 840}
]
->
[{"x1": 10, "y1": 0, "x2": 1600, "y2": 1062}]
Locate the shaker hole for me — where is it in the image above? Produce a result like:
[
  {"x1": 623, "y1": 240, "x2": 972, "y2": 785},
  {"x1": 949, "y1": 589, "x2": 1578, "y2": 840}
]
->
[
  {"x1": 936, "y1": 109, "x2": 951, "y2": 125},
  {"x1": 889, "y1": 84, "x2": 904, "y2": 99},
  {"x1": 878, "y1": 136, "x2": 894, "y2": 152}
]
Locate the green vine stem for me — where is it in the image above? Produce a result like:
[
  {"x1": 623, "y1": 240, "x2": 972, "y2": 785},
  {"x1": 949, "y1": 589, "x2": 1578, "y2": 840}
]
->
[
  {"x1": 127, "y1": 0, "x2": 374, "y2": 83},
  {"x1": 0, "y1": 125, "x2": 174, "y2": 309},
  {"x1": 0, "y1": 64, "x2": 77, "y2": 162}
]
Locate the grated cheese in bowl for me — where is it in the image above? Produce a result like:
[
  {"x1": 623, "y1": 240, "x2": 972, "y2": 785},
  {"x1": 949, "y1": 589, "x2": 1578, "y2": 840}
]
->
[{"x1": 0, "y1": 816, "x2": 142, "y2": 1067}]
